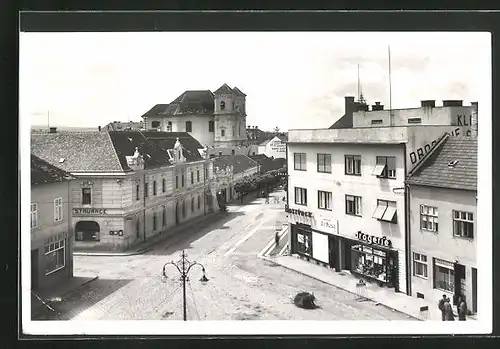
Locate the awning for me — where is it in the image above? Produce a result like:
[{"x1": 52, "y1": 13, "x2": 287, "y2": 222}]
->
[
  {"x1": 372, "y1": 202, "x2": 388, "y2": 220},
  {"x1": 371, "y1": 163, "x2": 386, "y2": 176},
  {"x1": 381, "y1": 205, "x2": 397, "y2": 222}
]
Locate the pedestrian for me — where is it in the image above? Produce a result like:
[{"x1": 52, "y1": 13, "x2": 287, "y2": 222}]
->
[
  {"x1": 438, "y1": 294, "x2": 447, "y2": 321},
  {"x1": 275, "y1": 231, "x2": 280, "y2": 247},
  {"x1": 443, "y1": 297, "x2": 455, "y2": 321},
  {"x1": 457, "y1": 296, "x2": 467, "y2": 321}
]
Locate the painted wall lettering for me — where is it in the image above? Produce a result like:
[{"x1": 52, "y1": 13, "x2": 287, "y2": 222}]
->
[
  {"x1": 409, "y1": 128, "x2": 462, "y2": 165},
  {"x1": 457, "y1": 114, "x2": 472, "y2": 127}
]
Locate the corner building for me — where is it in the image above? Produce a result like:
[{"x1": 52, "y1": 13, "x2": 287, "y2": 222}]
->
[{"x1": 287, "y1": 97, "x2": 478, "y2": 294}]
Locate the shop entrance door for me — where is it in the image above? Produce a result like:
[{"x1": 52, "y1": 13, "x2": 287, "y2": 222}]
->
[
  {"x1": 454, "y1": 263, "x2": 466, "y2": 305},
  {"x1": 342, "y1": 240, "x2": 352, "y2": 271},
  {"x1": 31, "y1": 249, "x2": 38, "y2": 290},
  {"x1": 328, "y1": 236, "x2": 339, "y2": 271},
  {"x1": 472, "y1": 267, "x2": 477, "y2": 313}
]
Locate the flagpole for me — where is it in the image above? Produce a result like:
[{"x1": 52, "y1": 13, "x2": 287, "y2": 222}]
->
[{"x1": 388, "y1": 45, "x2": 393, "y2": 126}]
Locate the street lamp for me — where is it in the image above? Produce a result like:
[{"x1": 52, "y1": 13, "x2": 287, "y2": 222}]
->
[{"x1": 162, "y1": 250, "x2": 209, "y2": 321}]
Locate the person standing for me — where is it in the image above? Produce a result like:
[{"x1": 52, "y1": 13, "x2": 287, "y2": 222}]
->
[
  {"x1": 457, "y1": 296, "x2": 467, "y2": 321},
  {"x1": 275, "y1": 231, "x2": 280, "y2": 247},
  {"x1": 438, "y1": 294, "x2": 447, "y2": 321},
  {"x1": 444, "y1": 297, "x2": 455, "y2": 321}
]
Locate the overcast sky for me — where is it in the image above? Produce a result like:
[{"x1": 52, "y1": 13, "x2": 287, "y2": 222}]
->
[{"x1": 20, "y1": 32, "x2": 490, "y2": 131}]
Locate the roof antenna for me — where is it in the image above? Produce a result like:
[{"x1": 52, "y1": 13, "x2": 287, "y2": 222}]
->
[
  {"x1": 357, "y1": 64, "x2": 365, "y2": 104},
  {"x1": 388, "y1": 45, "x2": 394, "y2": 126}
]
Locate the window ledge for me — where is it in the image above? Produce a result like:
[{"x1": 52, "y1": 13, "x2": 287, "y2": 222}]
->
[
  {"x1": 413, "y1": 274, "x2": 429, "y2": 280},
  {"x1": 318, "y1": 207, "x2": 332, "y2": 211},
  {"x1": 346, "y1": 213, "x2": 362, "y2": 218},
  {"x1": 421, "y1": 229, "x2": 439, "y2": 234},
  {"x1": 294, "y1": 203, "x2": 308, "y2": 206},
  {"x1": 345, "y1": 173, "x2": 362, "y2": 177},
  {"x1": 453, "y1": 235, "x2": 474, "y2": 241}
]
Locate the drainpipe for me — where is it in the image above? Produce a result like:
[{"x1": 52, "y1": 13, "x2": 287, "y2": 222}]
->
[
  {"x1": 143, "y1": 171, "x2": 147, "y2": 241},
  {"x1": 67, "y1": 178, "x2": 73, "y2": 277},
  {"x1": 404, "y1": 143, "x2": 412, "y2": 296}
]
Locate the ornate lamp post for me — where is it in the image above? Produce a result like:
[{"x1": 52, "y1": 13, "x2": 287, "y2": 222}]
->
[{"x1": 162, "y1": 250, "x2": 209, "y2": 321}]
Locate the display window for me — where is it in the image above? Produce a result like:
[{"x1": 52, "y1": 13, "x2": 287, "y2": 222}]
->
[{"x1": 351, "y1": 244, "x2": 392, "y2": 284}]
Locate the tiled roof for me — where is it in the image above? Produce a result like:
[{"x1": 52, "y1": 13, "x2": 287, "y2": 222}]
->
[
  {"x1": 329, "y1": 114, "x2": 353, "y2": 129},
  {"x1": 249, "y1": 154, "x2": 286, "y2": 173},
  {"x1": 214, "y1": 155, "x2": 259, "y2": 175},
  {"x1": 232, "y1": 86, "x2": 247, "y2": 97},
  {"x1": 142, "y1": 131, "x2": 204, "y2": 163},
  {"x1": 31, "y1": 154, "x2": 73, "y2": 186},
  {"x1": 407, "y1": 136, "x2": 477, "y2": 191},
  {"x1": 104, "y1": 121, "x2": 144, "y2": 131},
  {"x1": 214, "y1": 83, "x2": 233, "y2": 95},
  {"x1": 140, "y1": 104, "x2": 170, "y2": 119},
  {"x1": 167, "y1": 90, "x2": 215, "y2": 116},
  {"x1": 31, "y1": 132, "x2": 125, "y2": 173},
  {"x1": 108, "y1": 131, "x2": 173, "y2": 170}
]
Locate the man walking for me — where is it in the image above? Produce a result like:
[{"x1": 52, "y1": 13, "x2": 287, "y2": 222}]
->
[
  {"x1": 438, "y1": 294, "x2": 447, "y2": 321},
  {"x1": 443, "y1": 297, "x2": 455, "y2": 321},
  {"x1": 457, "y1": 296, "x2": 467, "y2": 321},
  {"x1": 275, "y1": 231, "x2": 280, "y2": 247}
]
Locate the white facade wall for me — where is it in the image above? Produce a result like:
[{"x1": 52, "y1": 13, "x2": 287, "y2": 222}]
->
[{"x1": 258, "y1": 136, "x2": 286, "y2": 159}]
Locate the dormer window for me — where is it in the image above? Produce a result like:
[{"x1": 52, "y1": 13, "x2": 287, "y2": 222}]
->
[{"x1": 220, "y1": 101, "x2": 226, "y2": 111}]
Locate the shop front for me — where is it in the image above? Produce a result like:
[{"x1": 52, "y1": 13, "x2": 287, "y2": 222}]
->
[{"x1": 348, "y1": 231, "x2": 399, "y2": 289}]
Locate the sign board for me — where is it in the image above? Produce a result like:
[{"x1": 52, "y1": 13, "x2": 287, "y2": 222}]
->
[
  {"x1": 72, "y1": 208, "x2": 107, "y2": 215},
  {"x1": 318, "y1": 217, "x2": 338, "y2": 235}
]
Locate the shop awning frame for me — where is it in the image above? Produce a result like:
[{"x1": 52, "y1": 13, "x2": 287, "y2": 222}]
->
[{"x1": 371, "y1": 163, "x2": 386, "y2": 176}]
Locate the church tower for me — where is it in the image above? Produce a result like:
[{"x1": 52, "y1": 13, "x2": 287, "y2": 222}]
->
[{"x1": 213, "y1": 83, "x2": 247, "y2": 147}]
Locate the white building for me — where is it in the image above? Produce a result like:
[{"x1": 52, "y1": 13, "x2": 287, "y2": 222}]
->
[
  {"x1": 287, "y1": 97, "x2": 477, "y2": 294},
  {"x1": 407, "y1": 135, "x2": 477, "y2": 314},
  {"x1": 258, "y1": 135, "x2": 287, "y2": 159}
]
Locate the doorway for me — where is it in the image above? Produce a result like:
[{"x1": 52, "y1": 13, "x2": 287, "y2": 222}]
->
[
  {"x1": 342, "y1": 239, "x2": 352, "y2": 271},
  {"x1": 31, "y1": 249, "x2": 39, "y2": 290},
  {"x1": 454, "y1": 263, "x2": 466, "y2": 305},
  {"x1": 472, "y1": 267, "x2": 477, "y2": 313},
  {"x1": 175, "y1": 202, "x2": 180, "y2": 225},
  {"x1": 328, "y1": 236, "x2": 339, "y2": 271}
]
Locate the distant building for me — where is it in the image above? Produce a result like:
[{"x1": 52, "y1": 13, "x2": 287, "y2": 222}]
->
[
  {"x1": 212, "y1": 155, "x2": 260, "y2": 202},
  {"x1": 257, "y1": 134, "x2": 287, "y2": 159},
  {"x1": 407, "y1": 135, "x2": 477, "y2": 314},
  {"x1": 31, "y1": 129, "x2": 214, "y2": 252},
  {"x1": 31, "y1": 154, "x2": 74, "y2": 292},
  {"x1": 102, "y1": 121, "x2": 144, "y2": 131},
  {"x1": 140, "y1": 83, "x2": 247, "y2": 150}
]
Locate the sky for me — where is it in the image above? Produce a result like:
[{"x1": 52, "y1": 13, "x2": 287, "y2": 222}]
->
[{"x1": 20, "y1": 32, "x2": 490, "y2": 131}]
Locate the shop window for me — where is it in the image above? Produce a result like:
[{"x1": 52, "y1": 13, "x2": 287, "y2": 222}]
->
[
  {"x1": 153, "y1": 212, "x2": 157, "y2": 231},
  {"x1": 345, "y1": 155, "x2": 361, "y2": 175},
  {"x1": 82, "y1": 188, "x2": 92, "y2": 205},
  {"x1": 317, "y1": 190, "x2": 332, "y2": 210},
  {"x1": 162, "y1": 178, "x2": 166, "y2": 193},
  {"x1": 191, "y1": 171, "x2": 194, "y2": 184},
  {"x1": 197, "y1": 170, "x2": 200, "y2": 182},
  {"x1": 176, "y1": 175, "x2": 179, "y2": 189},
  {"x1": 420, "y1": 205, "x2": 438, "y2": 232},
  {"x1": 295, "y1": 230, "x2": 312, "y2": 256},
  {"x1": 433, "y1": 258, "x2": 455, "y2": 293},
  {"x1": 186, "y1": 121, "x2": 192, "y2": 132},
  {"x1": 136, "y1": 183, "x2": 140, "y2": 200},
  {"x1": 221, "y1": 129, "x2": 225, "y2": 137},
  {"x1": 75, "y1": 221, "x2": 100, "y2": 241},
  {"x1": 54, "y1": 197, "x2": 63, "y2": 222},
  {"x1": 144, "y1": 183, "x2": 149, "y2": 198},
  {"x1": 294, "y1": 187, "x2": 307, "y2": 206},
  {"x1": 453, "y1": 210, "x2": 474, "y2": 239},
  {"x1": 153, "y1": 180, "x2": 157, "y2": 196},
  {"x1": 413, "y1": 252, "x2": 428, "y2": 279},
  {"x1": 209, "y1": 120, "x2": 214, "y2": 132},
  {"x1": 317, "y1": 154, "x2": 332, "y2": 173},
  {"x1": 373, "y1": 199, "x2": 397, "y2": 223},
  {"x1": 372, "y1": 156, "x2": 396, "y2": 179},
  {"x1": 162, "y1": 206, "x2": 167, "y2": 226},
  {"x1": 191, "y1": 198, "x2": 195, "y2": 212},
  {"x1": 152, "y1": 121, "x2": 161, "y2": 128},
  {"x1": 351, "y1": 245, "x2": 390, "y2": 283},
  {"x1": 30, "y1": 203, "x2": 38, "y2": 229},
  {"x1": 345, "y1": 195, "x2": 362, "y2": 216},
  {"x1": 294, "y1": 153, "x2": 307, "y2": 171},
  {"x1": 44, "y1": 239, "x2": 65, "y2": 275}
]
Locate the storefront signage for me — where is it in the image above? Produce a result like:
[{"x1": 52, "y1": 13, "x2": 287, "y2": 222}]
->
[
  {"x1": 319, "y1": 218, "x2": 338, "y2": 234},
  {"x1": 285, "y1": 205, "x2": 312, "y2": 217},
  {"x1": 72, "y1": 208, "x2": 107, "y2": 215},
  {"x1": 270, "y1": 141, "x2": 286, "y2": 152},
  {"x1": 355, "y1": 231, "x2": 392, "y2": 248},
  {"x1": 45, "y1": 231, "x2": 69, "y2": 245}
]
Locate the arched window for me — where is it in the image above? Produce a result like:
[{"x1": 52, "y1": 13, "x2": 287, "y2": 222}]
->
[
  {"x1": 185, "y1": 121, "x2": 192, "y2": 132},
  {"x1": 220, "y1": 101, "x2": 226, "y2": 111},
  {"x1": 221, "y1": 129, "x2": 225, "y2": 137}
]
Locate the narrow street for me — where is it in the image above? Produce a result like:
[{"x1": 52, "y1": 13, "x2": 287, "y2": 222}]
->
[{"x1": 35, "y1": 191, "x2": 415, "y2": 321}]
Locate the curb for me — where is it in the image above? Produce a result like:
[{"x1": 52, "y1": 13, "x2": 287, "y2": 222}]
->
[
  {"x1": 257, "y1": 226, "x2": 288, "y2": 258},
  {"x1": 74, "y1": 212, "x2": 221, "y2": 257},
  {"x1": 258, "y1": 254, "x2": 422, "y2": 321}
]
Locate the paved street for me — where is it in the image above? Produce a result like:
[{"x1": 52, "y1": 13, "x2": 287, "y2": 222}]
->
[{"x1": 34, "y1": 191, "x2": 415, "y2": 321}]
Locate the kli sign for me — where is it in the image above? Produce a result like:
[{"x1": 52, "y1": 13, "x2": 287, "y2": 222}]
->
[{"x1": 355, "y1": 231, "x2": 392, "y2": 248}]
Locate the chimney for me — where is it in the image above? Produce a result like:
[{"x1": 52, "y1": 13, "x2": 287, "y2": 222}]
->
[
  {"x1": 443, "y1": 100, "x2": 463, "y2": 107},
  {"x1": 371, "y1": 101, "x2": 384, "y2": 111},
  {"x1": 421, "y1": 100, "x2": 436, "y2": 108},
  {"x1": 98, "y1": 126, "x2": 101, "y2": 132},
  {"x1": 358, "y1": 104, "x2": 370, "y2": 112},
  {"x1": 49, "y1": 127, "x2": 57, "y2": 133},
  {"x1": 345, "y1": 96, "x2": 355, "y2": 115}
]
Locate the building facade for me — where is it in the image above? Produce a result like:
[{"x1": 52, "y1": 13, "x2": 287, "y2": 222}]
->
[
  {"x1": 31, "y1": 129, "x2": 213, "y2": 252},
  {"x1": 31, "y1": 155, "x2": 74, "y2": 291},
  {"x1": 257, "y1": 135, "x2": 287, "y2": 159},
  {"x1": 407, "y1": 135, "x2": 477, "y2": 314},
  {"x1": 287, "y1": 97, "x2": 478, "y2": 295}
]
